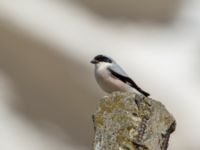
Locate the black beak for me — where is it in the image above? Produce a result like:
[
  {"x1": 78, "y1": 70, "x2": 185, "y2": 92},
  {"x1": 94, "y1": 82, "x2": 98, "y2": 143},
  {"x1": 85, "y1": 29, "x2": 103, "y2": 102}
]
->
[{"x1": 90, "y1": 59, "x2": 98, "y2": 64}]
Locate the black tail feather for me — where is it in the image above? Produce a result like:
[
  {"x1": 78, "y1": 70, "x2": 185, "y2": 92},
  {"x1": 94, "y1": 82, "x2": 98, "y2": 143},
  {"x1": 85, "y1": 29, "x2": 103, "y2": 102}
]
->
[
  {"x1": 126, "y1": 78, "x2": 150, "y2": 97},
  {"x1": 138, "y1": 89, "x2": 150, "y2": 97}
]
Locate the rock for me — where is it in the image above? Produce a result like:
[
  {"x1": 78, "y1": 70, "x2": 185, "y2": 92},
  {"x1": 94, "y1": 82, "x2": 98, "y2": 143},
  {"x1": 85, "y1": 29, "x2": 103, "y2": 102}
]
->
[{"x1": 92, "y1": 92, "x2": 176, "y2": 150}]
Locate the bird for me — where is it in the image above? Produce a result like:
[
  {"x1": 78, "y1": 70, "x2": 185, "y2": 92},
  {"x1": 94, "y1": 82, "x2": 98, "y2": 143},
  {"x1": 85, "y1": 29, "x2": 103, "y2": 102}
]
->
[{"x1": 90, "y1": 54, "x2": 150, "y2": 97}]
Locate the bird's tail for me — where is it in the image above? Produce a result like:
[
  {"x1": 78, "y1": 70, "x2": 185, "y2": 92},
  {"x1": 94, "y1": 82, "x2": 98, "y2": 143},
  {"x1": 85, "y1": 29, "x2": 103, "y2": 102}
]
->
[
  {"x1": 139, "y1": 89, "x2": 150, "y2": 97},
  {"x1": 125, "y1": 77, "x2": 150, "y2": 97},
  {"x1": 131, "y1": 82, "x2": 150, "y2": 97}
]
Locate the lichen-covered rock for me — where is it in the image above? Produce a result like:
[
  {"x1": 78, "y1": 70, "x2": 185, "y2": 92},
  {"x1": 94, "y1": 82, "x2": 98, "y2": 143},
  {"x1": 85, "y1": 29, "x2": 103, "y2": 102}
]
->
[{"x1": 92, "y1": 92, "x2": 176, "y2": 150}]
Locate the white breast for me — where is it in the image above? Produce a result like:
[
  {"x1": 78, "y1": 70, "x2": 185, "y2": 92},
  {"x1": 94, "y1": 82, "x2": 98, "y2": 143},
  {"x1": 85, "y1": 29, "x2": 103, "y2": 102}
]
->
[{"x1": 94, "y1": 62, "x2": 133, "y2": 93}]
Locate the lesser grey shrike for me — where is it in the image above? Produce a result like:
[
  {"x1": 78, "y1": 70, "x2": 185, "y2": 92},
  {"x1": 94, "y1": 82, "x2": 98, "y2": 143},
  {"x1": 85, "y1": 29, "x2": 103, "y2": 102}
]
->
[{"x1": 91, "y1": 55, "x2": 150, "y2": 97}]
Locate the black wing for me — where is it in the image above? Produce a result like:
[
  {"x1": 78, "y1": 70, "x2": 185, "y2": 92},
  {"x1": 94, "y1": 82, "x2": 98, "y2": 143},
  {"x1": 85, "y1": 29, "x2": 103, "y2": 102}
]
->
[{"x1": 108, "y1": 68, "x2": 150, "y2": 97}]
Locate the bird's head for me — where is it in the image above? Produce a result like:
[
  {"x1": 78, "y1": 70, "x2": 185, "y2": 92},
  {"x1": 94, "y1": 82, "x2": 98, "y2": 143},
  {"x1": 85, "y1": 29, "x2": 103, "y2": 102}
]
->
[{"x1": 90, "y1": 55, "x2": 113, "y2": 66}]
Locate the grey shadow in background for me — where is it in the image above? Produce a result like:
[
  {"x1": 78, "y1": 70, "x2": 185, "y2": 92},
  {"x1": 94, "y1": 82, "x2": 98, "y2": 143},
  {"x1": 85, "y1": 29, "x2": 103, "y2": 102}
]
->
[
  {"x1": 69, "y1": 0, "x2": 181, "y2": 23},
  {"x1": 0, "y1": 22, "x2": 100, "y2": 148}
]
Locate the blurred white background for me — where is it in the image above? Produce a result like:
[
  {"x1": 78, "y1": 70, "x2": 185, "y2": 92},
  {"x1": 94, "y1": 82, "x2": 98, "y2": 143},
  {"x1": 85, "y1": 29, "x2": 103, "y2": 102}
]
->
[{"x1": 0, "y1": 0, "x2": 200, "y2": 149}]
